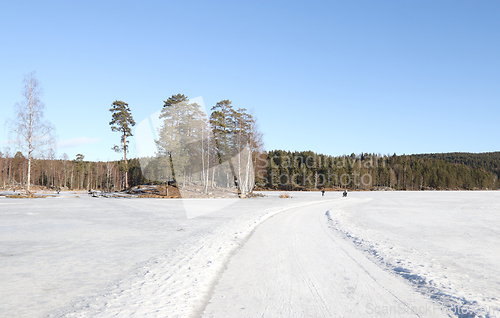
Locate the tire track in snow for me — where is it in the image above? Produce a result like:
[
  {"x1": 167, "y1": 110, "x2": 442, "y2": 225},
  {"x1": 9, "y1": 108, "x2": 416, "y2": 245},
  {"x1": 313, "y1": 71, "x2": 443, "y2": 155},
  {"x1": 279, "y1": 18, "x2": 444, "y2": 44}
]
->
[
  {"x1": 202, "y1": 200, "x2": 449, "y2": 317},
  {"x1": 321, "y1": 210, "x2": 424, "y2": 318},
  {"x1": 291, "y1": 210, "x2": 332, "y2": 317}
]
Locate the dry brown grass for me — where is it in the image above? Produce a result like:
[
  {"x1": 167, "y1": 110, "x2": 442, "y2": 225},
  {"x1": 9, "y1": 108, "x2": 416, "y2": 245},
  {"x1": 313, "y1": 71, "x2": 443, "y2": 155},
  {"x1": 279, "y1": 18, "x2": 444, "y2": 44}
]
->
[
  {"x1": 134, "y1": 185, "x2": 182, "y2": 198},
  {"x1": 6, "y1": 194, "x2": 46, "y2": 198}
]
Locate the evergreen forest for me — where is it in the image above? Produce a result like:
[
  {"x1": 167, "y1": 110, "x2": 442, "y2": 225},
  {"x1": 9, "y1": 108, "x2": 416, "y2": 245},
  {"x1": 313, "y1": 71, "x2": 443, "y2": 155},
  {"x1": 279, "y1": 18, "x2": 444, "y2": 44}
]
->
[{"x1": 261, "y1": 150, "x2": 499, "y2": 191}]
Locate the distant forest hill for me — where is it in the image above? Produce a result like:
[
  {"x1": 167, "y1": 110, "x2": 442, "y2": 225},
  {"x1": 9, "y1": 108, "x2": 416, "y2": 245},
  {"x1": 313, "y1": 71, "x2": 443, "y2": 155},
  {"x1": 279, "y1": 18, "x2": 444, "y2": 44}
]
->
[
  {"x1": 414, "y1": 152, "x2": 500, "y2": 178},
  {"x1": 1, "y1": 150, "x2": 498, "y2": 192},
  {"x1": 261, "y1": 150, "x2": 500, "y2": 191}
]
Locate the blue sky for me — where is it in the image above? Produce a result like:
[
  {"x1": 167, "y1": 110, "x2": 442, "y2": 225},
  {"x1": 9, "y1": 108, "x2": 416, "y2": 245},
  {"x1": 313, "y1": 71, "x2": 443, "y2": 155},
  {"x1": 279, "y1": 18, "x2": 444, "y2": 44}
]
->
[{"x1": 1, "y1": 0, "x2": 499, "y2": 161}]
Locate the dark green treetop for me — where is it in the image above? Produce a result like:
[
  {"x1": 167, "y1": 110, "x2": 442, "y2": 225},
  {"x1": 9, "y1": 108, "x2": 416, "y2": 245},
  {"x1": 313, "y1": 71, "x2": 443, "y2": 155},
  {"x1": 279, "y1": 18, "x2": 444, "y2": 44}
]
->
[{"x1": 163, "y1": 94, "x2": 188, "y2": 107}]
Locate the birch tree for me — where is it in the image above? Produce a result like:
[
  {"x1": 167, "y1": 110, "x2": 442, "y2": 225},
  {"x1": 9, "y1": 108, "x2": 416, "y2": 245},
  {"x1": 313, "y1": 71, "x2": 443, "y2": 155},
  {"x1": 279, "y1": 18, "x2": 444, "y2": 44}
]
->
[{"x1": 8, "y1": 72, "x2": 55, "y2": 193}]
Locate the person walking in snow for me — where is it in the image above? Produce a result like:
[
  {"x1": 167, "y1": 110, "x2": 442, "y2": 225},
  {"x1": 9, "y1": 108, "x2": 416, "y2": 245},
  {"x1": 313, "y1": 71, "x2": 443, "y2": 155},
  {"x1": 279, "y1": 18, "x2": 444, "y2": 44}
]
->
[{"x1": 321, "y1": 189, "x2": 325, "y2": 196}]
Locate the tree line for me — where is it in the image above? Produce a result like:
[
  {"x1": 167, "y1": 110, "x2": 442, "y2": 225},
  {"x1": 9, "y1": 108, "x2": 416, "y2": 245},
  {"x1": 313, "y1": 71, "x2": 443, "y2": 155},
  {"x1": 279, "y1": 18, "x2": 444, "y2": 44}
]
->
[
  {"x1": 4, "y1": 72, "x2": 498, "y2": 193},
  {"x1": 262, "y1": 150, "x2": 499, "y2": 191},
  {"x1": 2, "y1": 149, "x2": 496, "y2": 192},
  {"x1": 415, "y1": 152, "x2": 500, "y2": 182},
  {"x1": 3, "y1": 81, "x2": 264, "y2": 196},
  {"x1": 4, "y1": 70, "x2": 263, "y2": 196},
  {"x1": 0, "y1": 151, "x2": 146, "y2": 191}
]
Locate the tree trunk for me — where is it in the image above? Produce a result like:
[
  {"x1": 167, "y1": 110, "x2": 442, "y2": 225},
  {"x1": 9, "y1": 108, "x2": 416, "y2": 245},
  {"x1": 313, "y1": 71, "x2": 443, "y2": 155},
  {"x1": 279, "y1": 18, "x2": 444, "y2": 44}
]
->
[
  {"x1": 212, "y1": 165, "x2": 216, "y2": 188},
  {"x1": 124, "y1": 132, "x2": 128, "y2": 189},
  {"x1": 27, "y1": 156, "x2": 31, "y2": 193},
  {"x1": 205, "y1": 142, "x2": 210, "y2": 193}
]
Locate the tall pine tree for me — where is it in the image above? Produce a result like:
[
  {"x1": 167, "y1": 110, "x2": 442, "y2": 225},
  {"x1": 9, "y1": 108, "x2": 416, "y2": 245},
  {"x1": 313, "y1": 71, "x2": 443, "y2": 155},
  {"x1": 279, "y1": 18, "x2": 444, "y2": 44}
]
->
[{"x1": 109, "y1": 100, "x2": 136, "y2": 189}]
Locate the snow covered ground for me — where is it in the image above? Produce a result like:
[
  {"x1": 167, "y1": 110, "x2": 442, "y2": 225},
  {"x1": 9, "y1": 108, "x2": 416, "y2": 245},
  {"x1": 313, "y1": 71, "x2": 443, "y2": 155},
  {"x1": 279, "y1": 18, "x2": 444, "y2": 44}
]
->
[
  {"x1": 0, "y1": 191, "x2": 324, "y2": 317},
  {"x1": 1, "y1": 191, "x2": 499, "y2": 317},
  {"x1": 325, "y1": 191, "x2": 500, "y2": 318},
  {"x1": 203, "y1": 198, "x2": 449, "y2": 318}
]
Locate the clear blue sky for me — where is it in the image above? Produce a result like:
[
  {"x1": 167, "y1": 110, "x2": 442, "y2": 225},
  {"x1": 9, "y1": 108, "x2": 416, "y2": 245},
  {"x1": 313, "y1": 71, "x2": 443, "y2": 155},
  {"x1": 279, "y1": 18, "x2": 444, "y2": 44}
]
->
[{"x1": 1, "y1": 0, "x2": 499, "y2": 161}]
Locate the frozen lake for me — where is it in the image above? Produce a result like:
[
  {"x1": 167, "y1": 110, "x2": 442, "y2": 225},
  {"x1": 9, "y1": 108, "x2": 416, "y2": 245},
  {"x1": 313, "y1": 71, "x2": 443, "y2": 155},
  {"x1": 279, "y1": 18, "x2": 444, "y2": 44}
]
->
[
  {"x1": 0, "y1": 192, "x2": 323, "y2": 317},
  {"x1": 327, "y1": 191, "x2": 500, "y2": 317},
  {"x1": 0, "y1": 191, "x2": 499, "y2": 317}
]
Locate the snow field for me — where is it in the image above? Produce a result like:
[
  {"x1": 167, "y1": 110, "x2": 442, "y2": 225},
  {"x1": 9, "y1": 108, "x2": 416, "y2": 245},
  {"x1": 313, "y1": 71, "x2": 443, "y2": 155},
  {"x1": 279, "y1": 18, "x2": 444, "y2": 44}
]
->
[
  {"x1": 325, "y1": 191, "x2": 500, "y2": 318},
  {"x1": 0, "y1": 192, "x2": 331, "y2": 317},
  {"x1": 2, "y1": 191, "x2": 499, "y2": 317},
  {"x1": 56, "y1": 199, "x2": 328, "y2": 317}
]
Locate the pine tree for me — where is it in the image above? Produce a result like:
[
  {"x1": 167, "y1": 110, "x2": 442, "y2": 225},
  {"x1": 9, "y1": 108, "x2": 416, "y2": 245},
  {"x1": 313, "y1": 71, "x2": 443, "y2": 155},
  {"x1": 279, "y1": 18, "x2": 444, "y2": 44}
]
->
[
  {"x1": 109, "y1": 100, "x2": 136, "y2": 189},
  {"x1": 210, "y1": 100, "x2": 238, "y2": 190},
  {"x1": 210, "y1": 101, "x2": 260, "y2": 197},
  {"x1": 157, "y1": 94, "x2": 206, "y2": 187}
]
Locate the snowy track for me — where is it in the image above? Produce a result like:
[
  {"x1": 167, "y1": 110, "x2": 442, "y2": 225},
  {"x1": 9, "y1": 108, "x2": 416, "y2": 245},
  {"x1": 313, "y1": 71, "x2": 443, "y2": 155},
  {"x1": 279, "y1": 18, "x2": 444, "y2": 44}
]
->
[{"x1": 202, "y1": 200, "x2": 448, "y2": 317}]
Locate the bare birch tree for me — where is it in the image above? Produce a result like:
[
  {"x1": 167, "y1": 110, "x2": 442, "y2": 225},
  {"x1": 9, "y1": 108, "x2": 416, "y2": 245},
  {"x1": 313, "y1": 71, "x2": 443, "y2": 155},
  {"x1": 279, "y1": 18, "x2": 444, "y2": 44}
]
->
[{"x1": 7, "y1": 72, "x2": 55, "y2": 193}]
